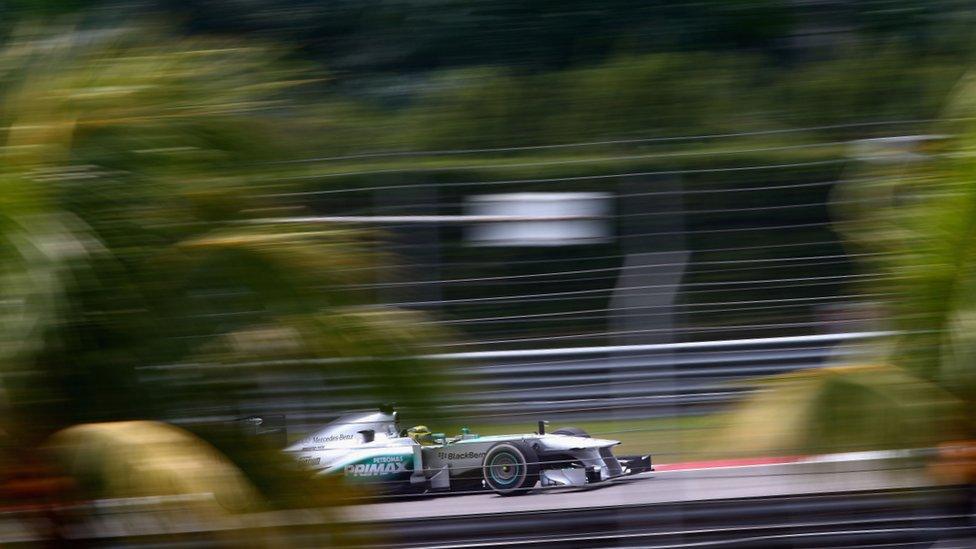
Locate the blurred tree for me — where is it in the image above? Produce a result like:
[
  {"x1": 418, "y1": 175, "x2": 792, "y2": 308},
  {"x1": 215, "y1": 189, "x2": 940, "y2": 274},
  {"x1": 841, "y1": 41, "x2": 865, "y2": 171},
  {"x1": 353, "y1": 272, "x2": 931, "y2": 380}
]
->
[
  {"x1": 0, "y1": 26, "x2": 450, "y2": 457},
  {"x1": 398, "y1": 54, "x2": 762, "y2": 149},
  {"x1": 4, "y1": 1, "x2": 973, "y2": 130},
  {"x1": 718, "y1": 75, "x2": 976, "y2": 458},
  {"x1": 158, "y1": 0, "x2": 968, "y2": 74},
  {"x1": 3, "y1": 1, "x2": 962, "y2": 156},
  {"x1": 718, "y1": 364, "x2": 964, "y2": 456},
  {"x1": 835, "y1": 112, "x2": 976, "y2": 405}
]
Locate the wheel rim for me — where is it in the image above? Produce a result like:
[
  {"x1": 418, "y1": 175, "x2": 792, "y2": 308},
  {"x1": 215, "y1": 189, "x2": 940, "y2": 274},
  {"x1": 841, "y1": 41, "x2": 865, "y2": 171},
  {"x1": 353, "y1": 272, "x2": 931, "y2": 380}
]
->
[{"x1": 488, "y1": 452, "x2": 521, "y2": 486}]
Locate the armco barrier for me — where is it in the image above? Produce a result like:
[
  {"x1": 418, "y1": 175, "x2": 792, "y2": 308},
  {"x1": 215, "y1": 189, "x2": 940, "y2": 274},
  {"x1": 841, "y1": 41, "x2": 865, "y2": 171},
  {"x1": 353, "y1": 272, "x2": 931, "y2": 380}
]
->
[{"x1": 149, "y1": 331, "x2": 889, "y2": 428}]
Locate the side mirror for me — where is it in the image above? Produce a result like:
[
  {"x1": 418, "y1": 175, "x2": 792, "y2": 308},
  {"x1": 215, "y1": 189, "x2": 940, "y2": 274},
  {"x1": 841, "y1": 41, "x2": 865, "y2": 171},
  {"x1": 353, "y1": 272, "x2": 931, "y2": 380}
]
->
[
  {"x1": 359, "y1": 429, "x2": 375, "y2": 443},
  {"x1": 538, "y1": 420, "x2": 549, "y2": 435}
]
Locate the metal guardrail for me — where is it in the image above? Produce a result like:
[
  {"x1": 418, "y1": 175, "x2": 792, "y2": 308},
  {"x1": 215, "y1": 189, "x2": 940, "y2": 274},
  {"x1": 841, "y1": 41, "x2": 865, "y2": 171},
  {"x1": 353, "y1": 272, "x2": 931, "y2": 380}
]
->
[
  {"x1": 193, "y1": 332, "x2": 887, "y2": 431},
  {"x1": 426, "y1": 331, "x2": 890, "y2": 360},
  {"x1": 438, "y1": 332, "x2": 886, "y2": 421},
  {"x1": 148, "y1": 331, "x2": 888, "y2": 427}
]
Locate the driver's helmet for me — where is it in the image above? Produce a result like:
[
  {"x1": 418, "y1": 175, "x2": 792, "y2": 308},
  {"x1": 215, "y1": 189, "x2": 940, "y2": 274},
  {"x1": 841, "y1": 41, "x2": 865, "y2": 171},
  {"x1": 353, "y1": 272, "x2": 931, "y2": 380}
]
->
[{"x1": 407, "y1": 425, "x2": 433, "y2": 445}]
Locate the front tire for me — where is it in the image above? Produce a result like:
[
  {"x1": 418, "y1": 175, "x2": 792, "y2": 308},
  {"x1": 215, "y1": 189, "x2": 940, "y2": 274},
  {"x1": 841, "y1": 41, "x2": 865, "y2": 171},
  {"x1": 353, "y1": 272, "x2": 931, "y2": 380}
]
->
[{"x1": 482, "y1": 442, "x2": 539, "y2": 496}]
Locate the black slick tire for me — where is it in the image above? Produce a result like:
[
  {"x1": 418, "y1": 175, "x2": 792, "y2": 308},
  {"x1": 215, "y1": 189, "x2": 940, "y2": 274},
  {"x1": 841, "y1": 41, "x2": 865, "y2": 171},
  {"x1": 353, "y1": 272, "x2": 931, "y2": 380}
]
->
[{"x1": 481, "y1": 442, "x2": 539, "y2": 496}]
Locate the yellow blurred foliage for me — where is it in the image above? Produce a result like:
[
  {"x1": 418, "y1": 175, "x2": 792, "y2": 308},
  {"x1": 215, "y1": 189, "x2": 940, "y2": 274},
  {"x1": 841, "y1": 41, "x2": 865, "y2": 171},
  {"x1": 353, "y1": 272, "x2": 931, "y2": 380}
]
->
[
  {"x1": 718, "y1": 364, "x2": 966, "y2": 457},
  {"x1": 46, "y1": 421, "x2": 262, "y2": 513}
]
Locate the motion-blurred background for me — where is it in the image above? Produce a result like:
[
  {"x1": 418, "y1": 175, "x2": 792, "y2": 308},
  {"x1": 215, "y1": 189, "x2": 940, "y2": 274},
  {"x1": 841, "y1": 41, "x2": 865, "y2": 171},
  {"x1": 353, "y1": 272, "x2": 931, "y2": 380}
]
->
[{"x1": 0, "y1": 1, "x2": 975, "y2": 546}]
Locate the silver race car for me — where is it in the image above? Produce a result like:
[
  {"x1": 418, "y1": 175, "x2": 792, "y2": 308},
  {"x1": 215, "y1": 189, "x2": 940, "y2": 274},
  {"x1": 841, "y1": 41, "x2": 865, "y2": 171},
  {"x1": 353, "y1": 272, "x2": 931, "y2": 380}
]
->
[{"x1": 283, "y1": 408, "x2": 652, "y2": 495}]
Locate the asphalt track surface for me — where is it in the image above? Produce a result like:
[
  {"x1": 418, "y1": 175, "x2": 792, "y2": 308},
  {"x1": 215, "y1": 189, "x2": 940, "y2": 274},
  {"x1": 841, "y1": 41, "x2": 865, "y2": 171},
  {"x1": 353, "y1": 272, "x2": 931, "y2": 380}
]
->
[
  {"x1": 347, "y1": 458, "x2": 934, "y2": 522},
  {"x1": 3, "y1": 457, "x2": 967, "y2": 547}
]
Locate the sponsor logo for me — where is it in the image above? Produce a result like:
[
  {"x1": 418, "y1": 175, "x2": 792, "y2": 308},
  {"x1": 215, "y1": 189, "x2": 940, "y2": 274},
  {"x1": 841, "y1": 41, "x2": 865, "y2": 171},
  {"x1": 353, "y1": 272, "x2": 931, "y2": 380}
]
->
[
  {"x1": 344, "y1": 456, "x2": 408, "y2": 477},
  {"x1": 312, "y1": 433, "x2": 355, "y2": 443},
  {"x1": 298, "y1": 456, "x2": 321, "y2": 466},
  {"x1": 437, "y1": 451, "x2": 486, "y2": 461}
]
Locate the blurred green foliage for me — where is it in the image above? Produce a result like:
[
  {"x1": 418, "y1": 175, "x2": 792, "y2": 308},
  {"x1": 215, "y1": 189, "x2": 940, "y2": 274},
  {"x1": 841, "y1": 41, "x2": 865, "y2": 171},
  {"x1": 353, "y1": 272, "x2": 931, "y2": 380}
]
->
[
  {"x1": 0, "y1": 1, "x2": 970, "y2": 159},
  {"x1": 721, "y1": 364, "x2": 966, "y2": 456},
  {"x1": 838, "y1": 101, "x2": 976, "y2": 406},
  {"x1": 153, "y1": 0, "x2": 969, "y2": 73},
  {"x1": 720, "y1": 71, "x2": 976, "y2": 457},
  {"x1": 258, "y1": 49, "x2": 967, "y2": 157},
  {"x1": 0, "y1": 26, "x2": 451, "y2": 458}
]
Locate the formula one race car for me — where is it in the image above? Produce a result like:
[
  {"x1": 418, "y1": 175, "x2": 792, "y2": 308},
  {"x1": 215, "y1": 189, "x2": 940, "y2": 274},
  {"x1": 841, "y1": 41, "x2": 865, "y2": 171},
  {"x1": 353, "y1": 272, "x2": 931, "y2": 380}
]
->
[{"x1": 283, "y1": 407, "x2": 652, "y2": 496}]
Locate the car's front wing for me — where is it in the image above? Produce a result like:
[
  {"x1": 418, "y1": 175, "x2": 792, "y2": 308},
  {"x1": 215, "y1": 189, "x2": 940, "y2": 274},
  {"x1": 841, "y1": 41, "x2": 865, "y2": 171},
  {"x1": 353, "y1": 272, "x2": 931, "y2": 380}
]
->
[{"x1": 539, "y1": 451, "x2": 653, "y2": 488}]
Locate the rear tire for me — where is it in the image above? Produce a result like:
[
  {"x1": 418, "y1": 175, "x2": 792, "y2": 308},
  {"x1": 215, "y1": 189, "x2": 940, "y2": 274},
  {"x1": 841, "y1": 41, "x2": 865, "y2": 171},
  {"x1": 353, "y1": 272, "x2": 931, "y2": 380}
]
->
[
  {"x1": 482, "y1": 442, "x2": 539, "y2": 496},
  {"x1": 552, "y1": 426, "x2": 590, "y2": 438}
]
